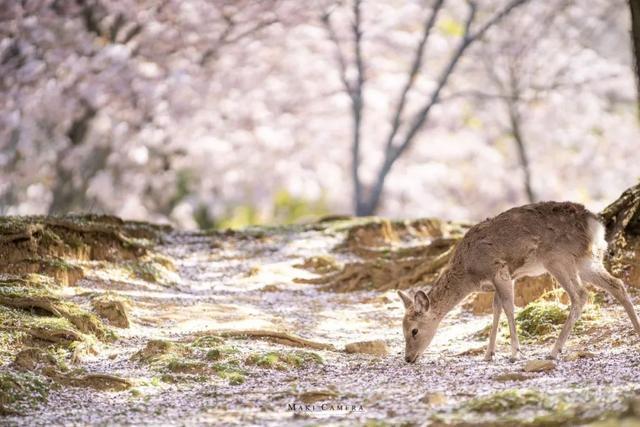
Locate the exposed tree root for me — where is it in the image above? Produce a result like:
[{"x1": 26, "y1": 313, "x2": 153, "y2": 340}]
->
[
  {"x1": 198, "y1": 330, "x2": 336, "y2": 351},
  {"x1": 21, "y1": 325, "x2": 84, "y2": 344},
  {"x1": 43, "y1": 369, "x2": 133, "y2": 391},
  {"x1": 296, "y1": 245, "x2": 454, "y2": 292},
  {"x1": 0, "y1": 276, "x2": 110, "y2": 339},
  {"x1": 295, "y1": 218, "x2": 466, "y2": 293},
  {"x1": 0, "y1": 215, "x2": 156, "y2": 265}
]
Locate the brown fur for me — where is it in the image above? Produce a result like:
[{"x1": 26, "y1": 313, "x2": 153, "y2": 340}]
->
[{"x1": 399, "y1": 202, "x2": 640, "y2": 363}]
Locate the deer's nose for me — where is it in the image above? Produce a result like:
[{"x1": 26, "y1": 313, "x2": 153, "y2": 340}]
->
[{"x1": 405, "y1": 355, "x2": 414, "y2": 363}]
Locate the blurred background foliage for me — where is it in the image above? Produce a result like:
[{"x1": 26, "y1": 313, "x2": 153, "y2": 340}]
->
[{"x1": 1, "y1": 0, "x2": 638, "y2": 228}]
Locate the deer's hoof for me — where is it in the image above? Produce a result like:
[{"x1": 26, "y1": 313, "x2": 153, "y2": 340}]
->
[
  {"x1": 509, "y1": 354, "x2": 520, "y2": 363},
  {"x1": 483, "y1": 352, "x2": 494, "y2": 362},
  {"x1": 545, "y1": 353, "x2": 558, "y2": 360}
]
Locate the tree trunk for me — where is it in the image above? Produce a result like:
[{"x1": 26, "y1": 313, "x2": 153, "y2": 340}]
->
[
  {"x1": 600, "y1": 182, "x2": 640, "y2": 242},
  {"x1": 600, "y1": 182, "x2": 640, "y2": 284},
  {"x1": 508, "y1": 103, "x2": 535, "y2": 203},
  {"x1": 629, "y1": 0, "x2": 640, "y2": 118}
]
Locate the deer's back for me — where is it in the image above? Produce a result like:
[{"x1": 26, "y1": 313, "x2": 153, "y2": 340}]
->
[{"x1": 453, "y1": 202, "x2": 601, "y2": 281}]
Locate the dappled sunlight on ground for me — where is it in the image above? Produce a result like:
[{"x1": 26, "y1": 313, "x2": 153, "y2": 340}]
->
[{"x1": 6, "y1": 226, "x2": 640, "y2": 426}]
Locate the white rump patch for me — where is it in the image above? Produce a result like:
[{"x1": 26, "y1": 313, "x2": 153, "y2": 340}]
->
[{"x1": 587, "y1": 218, "x2": 607, "y2": 261}]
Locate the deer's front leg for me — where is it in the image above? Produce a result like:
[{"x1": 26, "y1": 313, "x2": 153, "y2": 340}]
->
[
  {"x1": 484, "y1": 292, "x2": 502, "y2": 362},
  {"x1": 494, "y1": 274, "x2": 521, "y2": 362}
]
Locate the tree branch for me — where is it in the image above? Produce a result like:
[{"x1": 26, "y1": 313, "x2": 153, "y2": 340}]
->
[
  {"x1": 362, "y1": 0, "x2": 531, "y2": 214},
  {"x1": 393, "y1": 0, "x2": 530, "y2": 163},
  {"x1": 200, "y1": 7, "x2": 278, "y2": 68},
  {"x1": 322, "y1": 9, "x2": 355, "y2": 98},
  {"x1": 384, "y1": 0, "x2": 445, "y2": 154}
]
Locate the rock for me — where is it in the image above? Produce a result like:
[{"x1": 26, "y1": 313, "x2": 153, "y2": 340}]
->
[
  {"x1": 13, "y1": 348, "x2": 58, "y2": 371},
  {"x1": 565, "y1": 351, "x2": 595, "y2": 361},
  {"x1": 92, "y1": 295, "x2": 130, "y2": 328},
  {"x1": 344, "y1": 340, "x2": 389, "y2": 356},
  {"x1": 523, "y1": 359, "x2": 556, "y2": 372},
  {"x1": 493, "y1": 372, "x2": 532, "y2": 382},
  {"x1": 462, "y1": 292, "x2": 494, "y2": 315},
  {"x1": 421, "y1": 392, "x2": 447, "y2": 406},
  {"x1": 456, "y1": 346, "x2": 485, "y2": 356}
]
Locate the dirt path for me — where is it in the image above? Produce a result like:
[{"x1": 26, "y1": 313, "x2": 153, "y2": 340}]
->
[{"x1": 4, "y1": 227, "x2": 640, "y2": 426}]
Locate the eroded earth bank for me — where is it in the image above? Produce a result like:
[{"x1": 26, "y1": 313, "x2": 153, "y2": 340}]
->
[{"x1": 1, "y1": 185, "x2": 640, "y2": 426}]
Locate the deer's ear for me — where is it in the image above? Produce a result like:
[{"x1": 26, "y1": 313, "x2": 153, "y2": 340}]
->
[
  {"x1": 397, "y1": 290, "x2": 413, "y2": 309},
  {"x1": 414, "y1": 290, "x2": 430, "y2": 313}
]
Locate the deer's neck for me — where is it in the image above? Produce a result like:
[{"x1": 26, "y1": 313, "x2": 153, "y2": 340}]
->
[{"x1": 427, "y1": 269, "x2": 472, "y2": 318}]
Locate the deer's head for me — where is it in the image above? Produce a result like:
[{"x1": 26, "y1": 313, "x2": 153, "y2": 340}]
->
[{"x1": 398, "y1": 290, "x2": 441, "y2": 363}]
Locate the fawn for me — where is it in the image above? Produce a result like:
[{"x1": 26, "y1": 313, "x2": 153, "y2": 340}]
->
[{"x1": 398, "y1": 202, "x2": 640, "y2": 363}]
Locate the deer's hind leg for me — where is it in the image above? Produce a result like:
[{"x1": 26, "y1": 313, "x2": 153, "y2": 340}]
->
[
  {"x1": 544, "y1": 261, "x2": 588, "y2": 359},
  {"x1": 493, "y1": 269, "x2": 521, "y2": 361},
  {"x1": 484, "y1": 293, "x2": 502, "y2": 362},
  {"x1": 579, "y1": 263, "x2": 640, "y2": 336}
]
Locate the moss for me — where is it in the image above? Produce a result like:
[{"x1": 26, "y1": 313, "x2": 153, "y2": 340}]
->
[
  {"x1": 431, "y1": 389, "x2": 588, "y2": 426},
  {"x1": 59, "y1": 302, "x2": 112, "y2": 340},
  {"x1": 133, "y1": 337, "x2": 249, "y2": 385},
  {"x1": 467, "y1": 389, "x2": 550, "y2": 412},
  {"x1": 0, "y1": 278, "x2": 110, "y2": 340},
  {"x1": 0, "y1": 330, "x2": 27, "y2": 365},
  {"x1": 165, "y1": 358, "x2": 208, "y2": 374},
  {"x1": 0, "y1": 305, "x2": 83, "y2": 345},
  {"x1": 516, "y1": 301, "x2": 567, "y2": 340},
  {"x1": 363, "y1": 421, "x2": 391, "y2": 427},
  {"x1": 212, "y1": 363, "x2": 246, "y2": 385},
  {"x1": 245, "y1": 350, "x2": 323, "y2": 370},
  {"x1": 206, "y1": 349, "x2": 222, "y2": 361},
  {"x1": 513, "y1": 300, "x2": 602, "y2": 342},
  {"x1": 225, "y1": 372, "x2": 245, "y2": 385},
  {"x1": 191, "y1": 336, "x2": 224, "y2": 348},
  {"x1": 0, "y1": 371, "x2": 49, "y2": 415},
  {"x1": 131, "y1": 340, "x2": 178, "y2": 363},
  {"x1": 132, "y1": 340, "x2": 212, "y2": 377}
]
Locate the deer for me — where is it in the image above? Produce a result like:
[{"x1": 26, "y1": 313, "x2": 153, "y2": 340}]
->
[{"x1": 398, "y1": 201, "x2": 640, "y2": 363}]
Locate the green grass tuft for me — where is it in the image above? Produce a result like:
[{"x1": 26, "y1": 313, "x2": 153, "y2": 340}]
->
[
  {"x1": 0, "y1": 371, "x2": 49, "y2": 415},
  {"x1": 245, "y1": 350, "x2": 323, "y2": 370}
]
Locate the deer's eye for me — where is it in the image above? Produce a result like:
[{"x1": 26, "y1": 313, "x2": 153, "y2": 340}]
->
[{"x1": 411, "y1": 328, "x2": 418, "y2": 337}]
